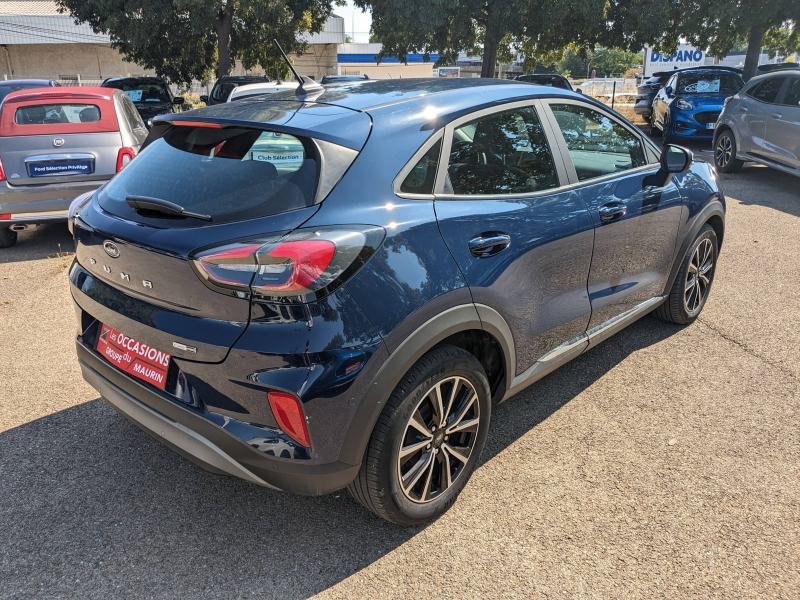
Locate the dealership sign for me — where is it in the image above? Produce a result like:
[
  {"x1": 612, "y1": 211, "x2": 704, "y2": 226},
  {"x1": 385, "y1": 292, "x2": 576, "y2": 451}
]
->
[{"x1": 645, "y1": 45, "x2": 706, "y2": 75}]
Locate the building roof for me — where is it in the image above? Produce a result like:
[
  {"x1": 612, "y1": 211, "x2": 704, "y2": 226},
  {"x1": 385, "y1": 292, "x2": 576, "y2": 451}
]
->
[
  {"x1": 0, "y1": 2, "x2": 110, "y2": 44},
  {"x1": 0, "y1": 3, "x2": 344, "y2": 45}
]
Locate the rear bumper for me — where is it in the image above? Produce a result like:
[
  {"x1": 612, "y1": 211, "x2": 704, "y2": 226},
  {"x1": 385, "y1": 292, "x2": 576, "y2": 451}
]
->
[
  {"x1": 0, "y1": 179, "x2": 106, "y2": 223},
  {"x1": 76, "y1": 338, "x2": 361, "y2": 495}
]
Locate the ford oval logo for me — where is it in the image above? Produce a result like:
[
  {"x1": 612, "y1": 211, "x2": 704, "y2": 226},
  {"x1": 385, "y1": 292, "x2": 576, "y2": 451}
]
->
[
  {"x1": 53, "y1": 138, "x2": 65, "y2": 147},
  {"x1": 103, "y1": 241, "x2": 120, "y2": 258}
]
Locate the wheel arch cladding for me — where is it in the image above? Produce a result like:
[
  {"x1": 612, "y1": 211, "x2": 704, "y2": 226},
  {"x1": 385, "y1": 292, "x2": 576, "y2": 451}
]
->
[{"x1": 335, "y1": 303, "x2": 515, "y2": 466}]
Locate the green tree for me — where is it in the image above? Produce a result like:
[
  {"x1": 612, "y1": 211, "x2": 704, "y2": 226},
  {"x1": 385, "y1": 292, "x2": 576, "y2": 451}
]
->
[
  {"x1": 675, "y1": 2, "x2": 800, "y2": 80},
  {"x1": 57, "y1": 0, "x2": 338, "y2": 83},
  {"x1": 763, "y1": 21, "x2": 800, "y2": 59},
  {"x1": 357, "y1": 0, "x2": 680, "y2": 78}
]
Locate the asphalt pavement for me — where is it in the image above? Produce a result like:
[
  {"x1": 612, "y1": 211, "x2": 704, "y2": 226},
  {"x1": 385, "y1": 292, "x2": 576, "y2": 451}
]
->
[{"x1": 1, "y1": 153, "x2": 798, "y2": 599}]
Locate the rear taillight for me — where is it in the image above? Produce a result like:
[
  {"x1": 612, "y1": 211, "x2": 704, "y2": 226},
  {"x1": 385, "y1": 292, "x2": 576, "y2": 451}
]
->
[
  {"x1": 190, "y1": 226, "x2": 385, "y2": 303},
  {"x1": 268, "y1": 391, "x2": 311, "y2": 447},
  {"x1": 116, "y1": 147, "x2": 136, "y2": 172},
  {"x1": 0, "y1": 157, "x2": 5, "y2": 182},
  {"x1": 0, "y1": 214, "x2": 10, "y2": 220}
]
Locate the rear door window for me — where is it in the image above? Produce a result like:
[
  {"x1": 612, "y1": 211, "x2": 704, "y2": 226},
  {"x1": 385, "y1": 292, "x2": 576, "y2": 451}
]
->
[
  {"x1": 16, "y1": 103, "x2": 100, "y2": 124},
  {"x1": 400, "y1": 139, "x2": 441, "y2": 194},
  {"x1": 97, "y1": 125, "x2": 318, "y2": 227},
  {"x1": 444, "y1": 105, "x2": 559, "y2": 195}
]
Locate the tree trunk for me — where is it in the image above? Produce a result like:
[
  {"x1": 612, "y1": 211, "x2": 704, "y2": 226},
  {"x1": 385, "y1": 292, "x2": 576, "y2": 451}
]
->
[
  {"x1": 214, "y1": 2, "x2": 235, "y2": 79},
  {"x1": 481, "y1": 34, "x2": 499, "y2": 78},
  {"x1": 743, "y1": 25, "x2": 764, "y2": 82}
]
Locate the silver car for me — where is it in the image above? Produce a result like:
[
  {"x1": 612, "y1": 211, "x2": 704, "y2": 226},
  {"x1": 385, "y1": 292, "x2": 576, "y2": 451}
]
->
[
  {"x1": 0, "y1": 86, "x2": 148, "y2": 248},
  {"x1": 713, "y1": 70, "x2": 800, "y2": 176}
]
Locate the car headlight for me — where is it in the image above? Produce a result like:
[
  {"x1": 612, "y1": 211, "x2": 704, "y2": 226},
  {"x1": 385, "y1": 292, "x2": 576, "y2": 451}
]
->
[{"x1": 675, "y1": 98, "x2": 693, "y2": 110}]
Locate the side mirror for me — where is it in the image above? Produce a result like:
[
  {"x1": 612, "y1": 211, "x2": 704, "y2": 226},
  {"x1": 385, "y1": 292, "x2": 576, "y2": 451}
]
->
[
  {"x1": 665, "y1": 85, "x2": 673, "y2": 96},
  {"x1": 199, "y1": 95, "x2": 209, "y2": 103},
  {"x1": 644, "y1": 144, "x2": 692, "y2": 188},
  {"x1": 172, "y1": 97, "x2": 184, "y2": 105},
  {"x1": 576, "y1": 88, "x2": 583, "y2": 94}
]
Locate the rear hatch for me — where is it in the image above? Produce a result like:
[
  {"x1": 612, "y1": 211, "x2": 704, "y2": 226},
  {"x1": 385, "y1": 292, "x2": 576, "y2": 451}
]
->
[
  {"x1": 72, "y1": 104, "x2": 371, "y2": 366},
  {"x1": 1, "y1": 92, "x2": 122, "y2": 184}
]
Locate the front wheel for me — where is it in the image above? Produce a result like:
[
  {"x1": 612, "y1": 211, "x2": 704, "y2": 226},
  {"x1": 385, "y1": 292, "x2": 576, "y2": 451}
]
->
[
  {"x1": 0, "y1": 227, "x2": 18, "y2": 248},
  {"x1": 348, "y1": 346, "x2": 491, "y2": 525},
  {"x1": 714, "y1": 129, "x2": 744, "y2": 173},
  {"x1": 655, "y1": 224, "x2": 718, "y2": 325}
]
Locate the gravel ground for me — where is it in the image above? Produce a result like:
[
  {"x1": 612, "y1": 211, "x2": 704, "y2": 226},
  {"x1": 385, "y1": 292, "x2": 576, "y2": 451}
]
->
[{"x1": 1, "y1": 155, "x2": 798, "y2": 599}]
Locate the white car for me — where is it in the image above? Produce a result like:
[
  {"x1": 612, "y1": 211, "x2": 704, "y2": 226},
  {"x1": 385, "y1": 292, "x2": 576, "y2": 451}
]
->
[{"x1": 227, "y1": 81, "x2": 300, "y2": 102}]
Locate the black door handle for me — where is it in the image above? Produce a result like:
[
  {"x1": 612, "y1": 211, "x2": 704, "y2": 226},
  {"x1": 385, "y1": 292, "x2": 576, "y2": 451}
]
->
[
  {"x1": 468, "y1": 232, "x2": 511, "y2": 258},
  {"x1": 598, "y1": 202, "x2": 627, "y2": 223}
]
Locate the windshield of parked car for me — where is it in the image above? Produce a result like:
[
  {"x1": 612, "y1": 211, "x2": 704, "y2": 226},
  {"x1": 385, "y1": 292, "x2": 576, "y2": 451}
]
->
[
  {"x1": 105, "y1": 81, "x2": 170, "y2": 103},
  {"x1": 97, "y1": 126, "x2": 318, "y2": 228},
  {"x1": 677, "y1": 73, "x2": 743, "y2": 94},
  {"x1": 0, "y1": 84, "x2": 46, "y2": 103}
]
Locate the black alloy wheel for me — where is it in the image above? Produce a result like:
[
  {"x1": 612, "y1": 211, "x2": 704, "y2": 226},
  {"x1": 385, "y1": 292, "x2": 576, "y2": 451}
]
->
[
  {"x1": 348, "y1": 346, "x2": 491, "y2": 525},
  {"x1": 655, "y1": 224, "x2": 718, "y2": 325},
  {"x1": 714, "y1": 130, "x2": 744, "y2": 173}
]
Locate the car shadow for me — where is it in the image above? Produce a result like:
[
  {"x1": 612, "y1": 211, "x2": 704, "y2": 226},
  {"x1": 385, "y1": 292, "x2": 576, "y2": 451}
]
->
[
  {"x1": 0, "y1": 315, "x2": 680, "y2": 597},
  {"x1": 0, "y1": 222, "x2": 74, "y2": 264}
]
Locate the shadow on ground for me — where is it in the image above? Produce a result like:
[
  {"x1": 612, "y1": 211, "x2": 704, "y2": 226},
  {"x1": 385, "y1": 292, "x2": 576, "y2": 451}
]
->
[
  {"x1": 0, "y1": 315, "x2": 680, "y2": 598},
  {"x1": 0, "y1": 223, "x2": 74, "y2": 264}
]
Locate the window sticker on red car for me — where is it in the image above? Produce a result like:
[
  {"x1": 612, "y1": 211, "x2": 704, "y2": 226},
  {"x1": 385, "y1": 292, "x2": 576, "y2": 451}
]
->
[{"x1": 96, "y1": 323, "x2": 170, "y2": 389}]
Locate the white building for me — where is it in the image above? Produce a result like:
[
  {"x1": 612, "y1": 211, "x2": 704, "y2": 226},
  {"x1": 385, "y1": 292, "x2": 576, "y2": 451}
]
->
[{"x1": 337, "y1": 43, "x2": 438, "y2": 79}]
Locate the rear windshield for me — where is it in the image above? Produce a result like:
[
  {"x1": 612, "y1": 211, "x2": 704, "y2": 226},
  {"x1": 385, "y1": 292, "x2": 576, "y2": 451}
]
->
[
  {"x1": 104, "y1": 81, "x2": 170, "y2": 103},
  {"x1": 97, "y1": 125, "x2": 318, "y2": 227},
  {"x1": 16, "y1": 103, "x2": 100, "y2": 124},
  {"x1": 677, "y1": 73, "x2": 743, "y2": 94}
]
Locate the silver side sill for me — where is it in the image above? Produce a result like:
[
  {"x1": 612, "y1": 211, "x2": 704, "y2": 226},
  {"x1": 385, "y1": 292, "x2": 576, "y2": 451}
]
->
[
  {"x1": 80, "y1": 361, "x2": 278, "y2": 489},
  {"x1": 584, "y1": 296, "x2": 665, "y2": 351},
  {"x1": 502, "y1": 296, "x2": 665, "y2": 402}
]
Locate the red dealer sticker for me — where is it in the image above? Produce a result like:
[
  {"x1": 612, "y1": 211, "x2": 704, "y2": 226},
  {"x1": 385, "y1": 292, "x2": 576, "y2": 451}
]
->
[{"x1": 96, "y1": 323, "x2": 170, "y2": 389}]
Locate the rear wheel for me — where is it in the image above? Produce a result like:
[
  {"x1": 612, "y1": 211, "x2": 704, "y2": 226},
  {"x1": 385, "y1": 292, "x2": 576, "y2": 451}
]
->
[
  {"x1": 649, "y1": 113, "x2": 662, "y2": 137},
  {"x1": 655, "y1": 224, "x2": 718, "y2": 325},
  {"x1": 0, "y1": 227, "x2": 18, "y2": 248},
  {"x1": 714, "y1": 129, "x2": 744, "y2": 173},
  {"x1": 348, "y1": 346, "x2": 491, "y2": 525}
]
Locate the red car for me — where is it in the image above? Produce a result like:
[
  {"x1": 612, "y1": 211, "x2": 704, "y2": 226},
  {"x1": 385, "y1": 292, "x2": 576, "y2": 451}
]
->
[{"x1": 0, "y1": 87, "x2": 148, "y2": 248}]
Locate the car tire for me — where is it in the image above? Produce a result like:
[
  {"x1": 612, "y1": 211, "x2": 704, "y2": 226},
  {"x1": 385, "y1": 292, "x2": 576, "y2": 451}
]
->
[
  {"x1": 348, "y1": 345, "x2": 491, "y2": 525},
  {"x1": 649, "y1": 114, "x2": 662, "y2": 137},
  {"x1": 714, "y1": 129, "x2": 744, "y2": 173},
  {"x1": 662, "y1": 113, "x2": 676, "y2": 145},
  {"x1": 654, "y1": 224, "x2": 718, "y2": 325},
  {"x1": 0, "y1": 227, "x2": 18, "y2": 248}
]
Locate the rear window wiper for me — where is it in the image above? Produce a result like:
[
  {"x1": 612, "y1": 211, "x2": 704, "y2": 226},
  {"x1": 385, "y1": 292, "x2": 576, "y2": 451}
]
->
[{"x1": 126, "y1": 196, "x2": 212, "y2": 221}]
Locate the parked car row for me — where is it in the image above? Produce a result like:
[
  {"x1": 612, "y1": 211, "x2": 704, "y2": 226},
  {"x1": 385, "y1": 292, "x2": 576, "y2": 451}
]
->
[{"x1": 636, "y1": 63, "x2": 800, "y2": 180}]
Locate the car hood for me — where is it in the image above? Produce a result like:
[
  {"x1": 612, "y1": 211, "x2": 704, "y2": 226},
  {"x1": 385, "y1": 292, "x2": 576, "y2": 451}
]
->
[{"x1": 134, "y1": 102, "x2": 173, "y2": 118}]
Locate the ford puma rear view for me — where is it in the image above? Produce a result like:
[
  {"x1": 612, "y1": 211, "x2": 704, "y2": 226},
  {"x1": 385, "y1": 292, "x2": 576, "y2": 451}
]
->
[{"x1": 71, "y1": 80, "x2": 725, "y2": 524}]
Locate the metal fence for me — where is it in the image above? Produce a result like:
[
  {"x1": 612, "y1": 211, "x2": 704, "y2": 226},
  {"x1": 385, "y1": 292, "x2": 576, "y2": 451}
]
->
[{"x1": 55, "y1": 78, "x2": 212, "y2": 97}]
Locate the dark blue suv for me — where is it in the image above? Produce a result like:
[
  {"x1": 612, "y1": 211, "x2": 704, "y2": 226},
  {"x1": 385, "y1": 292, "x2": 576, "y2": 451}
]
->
[{"x1": 68, "y1": 79, "x2": 725, "y2": 524}]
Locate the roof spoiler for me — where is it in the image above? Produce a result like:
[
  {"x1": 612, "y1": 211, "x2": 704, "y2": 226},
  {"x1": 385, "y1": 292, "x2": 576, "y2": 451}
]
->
[{"x1": 272, "y1": 39, "x2": 324, "y2": 100}]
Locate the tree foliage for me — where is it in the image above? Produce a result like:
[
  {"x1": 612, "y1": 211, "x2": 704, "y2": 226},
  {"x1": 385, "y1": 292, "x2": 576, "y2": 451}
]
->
[
  {"x1": 356, "y1": 0, "x2": 680, "y2": 77},
  {"x1": 56, "y1": 0, "x2": 338, "y2": 83},
  {"x1": 673, "y1": 1, "x2": 800, "y2": 80}
]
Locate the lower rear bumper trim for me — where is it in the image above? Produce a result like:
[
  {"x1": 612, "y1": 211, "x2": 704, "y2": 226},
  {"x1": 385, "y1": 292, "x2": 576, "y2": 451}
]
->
[{"x1": 80, "y1": 360, "x2": 279, "y2": 489}]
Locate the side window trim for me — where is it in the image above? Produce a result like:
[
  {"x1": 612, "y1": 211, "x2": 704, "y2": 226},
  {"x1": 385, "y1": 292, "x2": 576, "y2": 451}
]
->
[
  {"x1": 540, "y1": 99, "x2": 660, "y2": 187},
  {"x1": 392, "y1": 129, "x2": 444, "y2": 199},
  {"x1": 433, "y1": 98, "x2": 570, "y2": 199}
]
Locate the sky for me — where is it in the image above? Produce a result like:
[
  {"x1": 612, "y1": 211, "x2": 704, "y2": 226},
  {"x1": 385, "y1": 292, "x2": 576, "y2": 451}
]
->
[{"x1": 337, "y1": 0, "x2": 374, "y2": 43}]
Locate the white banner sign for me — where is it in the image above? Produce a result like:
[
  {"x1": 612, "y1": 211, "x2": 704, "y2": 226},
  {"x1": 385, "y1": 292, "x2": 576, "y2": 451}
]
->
[{"x1": 645, "y1": 45, "x2": 706, "y2": 75}]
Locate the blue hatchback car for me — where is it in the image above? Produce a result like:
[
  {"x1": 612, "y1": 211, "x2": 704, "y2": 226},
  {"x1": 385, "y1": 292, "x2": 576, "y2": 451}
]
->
[
  {"x1": 68, "y1": 79, "x2": 725, "y2": 524},
  {"x1": 650, "y1": 68, "x2": 744, "y2": 143}
]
